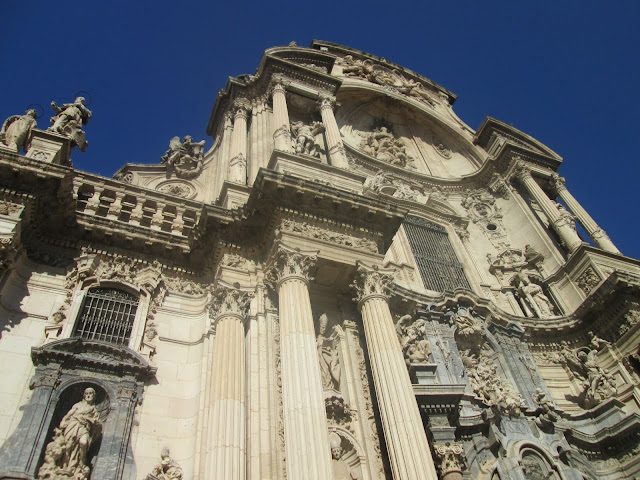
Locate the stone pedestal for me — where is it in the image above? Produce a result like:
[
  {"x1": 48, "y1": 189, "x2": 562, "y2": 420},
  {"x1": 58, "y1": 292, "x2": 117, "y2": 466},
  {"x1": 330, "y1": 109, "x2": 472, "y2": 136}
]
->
[
  {"x1": 219, "y1": 181, "x2": 252, "y2": 209},
  {"x1": 25, "y1": 129, "x2": 71, "y2": 165}
]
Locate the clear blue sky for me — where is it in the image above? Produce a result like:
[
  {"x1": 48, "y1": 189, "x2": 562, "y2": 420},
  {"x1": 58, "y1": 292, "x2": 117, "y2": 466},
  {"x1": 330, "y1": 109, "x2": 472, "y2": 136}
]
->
[{"x1": 2, "y1": 1, "x2": 639, "y2": 258}]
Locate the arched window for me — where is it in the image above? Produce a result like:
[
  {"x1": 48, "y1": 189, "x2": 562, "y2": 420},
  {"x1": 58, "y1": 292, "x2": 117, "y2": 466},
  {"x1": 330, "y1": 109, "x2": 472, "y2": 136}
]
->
[{"x1": 73, "y1": 287, "x2": 139, "y2": 345}]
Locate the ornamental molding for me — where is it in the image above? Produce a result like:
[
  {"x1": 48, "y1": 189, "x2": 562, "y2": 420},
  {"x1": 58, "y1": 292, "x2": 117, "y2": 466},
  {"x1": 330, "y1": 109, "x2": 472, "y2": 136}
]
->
[{"x1": 278, "y1": 218, "x2": 378, "y2": 253}]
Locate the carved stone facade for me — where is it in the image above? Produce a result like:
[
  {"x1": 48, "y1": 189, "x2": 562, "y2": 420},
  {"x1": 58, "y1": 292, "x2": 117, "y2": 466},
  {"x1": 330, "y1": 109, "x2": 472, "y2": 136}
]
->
[{"x1": 1, "y1": 40, "x2": 639, "y2": 480}]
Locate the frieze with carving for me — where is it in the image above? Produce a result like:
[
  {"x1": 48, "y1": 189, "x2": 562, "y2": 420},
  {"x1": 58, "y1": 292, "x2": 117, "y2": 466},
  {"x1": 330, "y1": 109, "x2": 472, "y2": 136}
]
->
[
  {"x1": 576, "y1": 267, "x2": 601, "y2": 295},
  {"x1": 280, "y1": 219, "x2": 378, "y2": 252},
  {"x1": 156, "y1": 181, "x2": 195, "y2": 199}
]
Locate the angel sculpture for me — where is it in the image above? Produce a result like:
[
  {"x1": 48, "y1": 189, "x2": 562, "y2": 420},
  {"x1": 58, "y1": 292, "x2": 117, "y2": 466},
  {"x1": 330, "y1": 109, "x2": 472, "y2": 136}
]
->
[
  {"x1": 0, "y1": 109, "x2": 38, "y2": 153},
  {"x1": 559, "y1": 345, "x2": 617, "y2": 408},
  {"x1": 161, "y1": 135, "x2": 205, "y2": 179}
]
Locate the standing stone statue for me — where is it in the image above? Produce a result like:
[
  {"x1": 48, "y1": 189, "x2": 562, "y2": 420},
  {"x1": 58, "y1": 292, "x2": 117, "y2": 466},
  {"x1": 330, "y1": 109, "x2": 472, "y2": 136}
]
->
[
  {"x1": 291, "y1": 120, "x2": 325, "y2": 157},
  {"x1": 329, "y1": 432, "x2": 357, "y2": 479},
  {"x1": 396, "y1": 315, "x2": 431, "y2": 366},
  {"x1": 0, "y1": 109, "x2": 38, "y2": 153},
  {"x1": 48, "y1": 97, "x2": 92, "y2": 151},
  {"x1": 38, "y1": 387, "x2": 102, "y2": 480},
  {"x1": 516, "y1": 272, "x2": 555, "y2": 318},
  {"x1": 148, "y1": 448, "x2": 183, "y2": 480},
  {"x1": 317, "y1": 313, "x2": 341, "y2": 391}
]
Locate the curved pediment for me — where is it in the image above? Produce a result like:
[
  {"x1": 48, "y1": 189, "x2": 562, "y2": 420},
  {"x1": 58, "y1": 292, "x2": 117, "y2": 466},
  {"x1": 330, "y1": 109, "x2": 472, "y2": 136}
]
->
[{"x1": 32, "y1": 338, "x2": 157, "y2": 380}]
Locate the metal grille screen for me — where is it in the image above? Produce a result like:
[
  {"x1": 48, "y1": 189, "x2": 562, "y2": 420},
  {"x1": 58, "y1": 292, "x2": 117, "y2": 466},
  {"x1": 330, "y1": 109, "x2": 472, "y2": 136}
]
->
[
  {"x1": 74, "y1": 288, "x2": 139, "y2": 345},
  {"x1": 404, "y1": 216, "x2": 471, "y2": 292}
]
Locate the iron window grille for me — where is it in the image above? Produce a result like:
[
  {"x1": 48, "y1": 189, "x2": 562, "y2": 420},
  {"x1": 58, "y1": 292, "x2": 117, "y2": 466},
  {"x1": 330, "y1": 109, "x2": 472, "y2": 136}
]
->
[
  {"x1": 73, "y1": 287, "x2": 139, "y2": 345},
  {"x1": 404, "y1": 216, "x2": 471, "y2": 292}
]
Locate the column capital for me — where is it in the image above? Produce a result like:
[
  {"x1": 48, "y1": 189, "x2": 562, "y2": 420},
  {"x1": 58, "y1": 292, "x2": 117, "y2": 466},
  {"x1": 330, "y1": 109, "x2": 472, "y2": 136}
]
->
[
  {"x1": 549, "y1": 172, "x2": 567, "y2": 193},
  {"x1": 317, "y1": 95, "x2": 338, "y2": 111},
  {"x1": 351, "y1": 262, "x2": 395, "y2": 306},
  {"x1": 512, "y1": 158, "x2": 532, "y2": 183},
  {"x1": 270, "y1": 74, "x2": 291, "y2": 93},
  {"x1": 433, "y1": 443, "x2": 465, "y2": 478},
  {"x1": 231, "y1": 100, "x2": 251, "y2": 120},
  {"x1": 208, "y1": 280, "x2": 252, "y2": 327},
  {"x1": 266, "y1": 242, "x2": 318, "y2": 290}
]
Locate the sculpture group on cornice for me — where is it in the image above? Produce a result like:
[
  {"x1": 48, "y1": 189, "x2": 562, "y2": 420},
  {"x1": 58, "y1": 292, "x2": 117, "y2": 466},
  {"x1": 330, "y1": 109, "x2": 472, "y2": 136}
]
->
[
  {"x1": 161, "y1": 135, "x2": 205, "y2": 179},
  {"x1": 337, "y1": 55, "x2": 442, "y2": 108}
]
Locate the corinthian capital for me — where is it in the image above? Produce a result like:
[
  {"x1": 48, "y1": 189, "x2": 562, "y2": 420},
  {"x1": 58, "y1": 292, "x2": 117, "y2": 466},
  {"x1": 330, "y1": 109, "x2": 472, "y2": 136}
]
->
[
  {"x1": 511, "y1": 158, "x2": 532, "y2": 183},
  {"x1": 232, "y1": 100, "x2": 251, "y2": 119},
  {"x1": 317, "y1": 95, "x2": 337, "y2": 111},
  {"x1": 351, "y1": 262, "x2": 395, "y2": 305},
  {"x1": 266, "y1": 243, "x2": 318, "y2": 289},
  {"x1": 549, "y1": 172, "x2": 567, "y2": 193},
  {"x1": 208, "y1": 280, "x2": 252, "y2": 322}
]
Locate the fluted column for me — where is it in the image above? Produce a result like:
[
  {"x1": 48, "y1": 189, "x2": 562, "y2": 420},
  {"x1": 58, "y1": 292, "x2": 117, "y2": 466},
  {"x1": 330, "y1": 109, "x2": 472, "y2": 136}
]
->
[
  {"x1": 550, "y1": 173, "x2": 620, "y2": 253},
  {"x1": 318, "y1": 96, "x2": 348, "y2": 169},
  {"x1": 271, "y1": 79, "x2": 293, "y2": 152},
  {"x1": 267, "y1": 244, "x2": 334, "y2": 480},
  {"x1": 228, "y1": 101, "x2": 250, "y2": 184},
  {"x1": 206, "y1": 281, "x2": 251, "y2": 480},
  {"x1": 351, "y1": 263, "x2": 439, "y2": 480},
  {"x1": 514, "y1": 162, "x2": 583, "y2": 253}
]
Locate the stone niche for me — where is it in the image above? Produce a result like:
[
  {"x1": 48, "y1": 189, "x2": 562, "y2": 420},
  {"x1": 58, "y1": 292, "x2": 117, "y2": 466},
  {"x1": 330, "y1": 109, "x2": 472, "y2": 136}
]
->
[{"x1": 0, "y1": 338, "x2": 156, "y2": 480}]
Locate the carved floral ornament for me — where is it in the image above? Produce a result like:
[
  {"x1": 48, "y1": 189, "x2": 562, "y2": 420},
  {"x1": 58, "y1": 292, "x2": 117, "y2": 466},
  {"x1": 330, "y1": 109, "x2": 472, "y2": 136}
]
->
[
  {"x1": 265, "y1": 243, "x2": 318, "y2": 289},
  {"x1": 434, "y1": 443, "x2": 465, "y2": 476},
  {"x1": 208, "y1": 281, "x2": 252, "y2": 321},
  {"x1": 279, "y1": 218, "x2": 378, "y2": 252},
  {"x1": 350, "y1": 263, "x2": 395, "y2": 305}
]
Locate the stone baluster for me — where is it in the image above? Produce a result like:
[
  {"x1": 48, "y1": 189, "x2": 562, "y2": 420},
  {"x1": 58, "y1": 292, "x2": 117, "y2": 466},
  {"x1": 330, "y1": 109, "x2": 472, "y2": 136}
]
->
[
  {"x1": 228, "y1": 101, "x2": 250, "y2": 185},
  {"x1": 106, "y1": 191, "x2": 124, "y2": 220},
  {"x1": 271, "y1": 79, "x2": 293, "y2": 152},
  {"x1": 550, "y1": 173, "x2": 620, "y2": 254},
  {"x1": 150, "y1": 202, "x2": 166, "y2": 231},
  {"x1": 318, "y1": 96, "x2": 348, "y2": 169},
  {"x1": 351, "y1": 263, "x2": 439, "y2": 480},
  {"x1": 129, "y1": 200, "x2": 144, "y2": 226},
  {"x1": 171, "y1": 208, "x2": 185, "y2": 235},
  {"x1": 206, "y1": 281, "x2": 251, "y2": 480},
  {"x1": 513, "y1": 162, "x2": 583, "y2": 253},
  {"x1": 83, "y1": 185, "x2": 104, "y2": 215},
  {"x1": 267, "y1": 243, "x2": 334, "y2": 480}
]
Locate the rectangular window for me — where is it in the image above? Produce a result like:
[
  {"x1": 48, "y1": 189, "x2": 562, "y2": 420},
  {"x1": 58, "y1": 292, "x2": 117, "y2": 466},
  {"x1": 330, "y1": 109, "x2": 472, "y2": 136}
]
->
[
  {"x1": 404, "y1": 216, "x2": 471, "y2": 292},
  {"x1": 74, "y1": 288, "x2": 139, "y2": 345}
]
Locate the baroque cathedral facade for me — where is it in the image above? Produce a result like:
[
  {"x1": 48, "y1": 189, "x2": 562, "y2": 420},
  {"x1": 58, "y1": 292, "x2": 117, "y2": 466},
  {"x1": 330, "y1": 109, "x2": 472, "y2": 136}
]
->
[{"x1": 0, "y1": 40, "x2": 639, "y2": 480}]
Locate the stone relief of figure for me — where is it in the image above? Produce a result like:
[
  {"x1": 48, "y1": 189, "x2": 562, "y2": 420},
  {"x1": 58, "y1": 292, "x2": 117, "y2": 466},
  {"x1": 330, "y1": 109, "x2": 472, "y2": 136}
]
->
[
  {"x1": 329, "y1": 432, "x2": 357, "y2": 479},
  {"x1": 451, "y1": 307, "x2": 484, "y2": 343},
  {"x1": 48, "y1": 97, "x2": 92, "y2": 151},
  {"x1": 338, "y1": 55, "x2": 374, "y2": 80},
  {"x1": 0, "y1": 109, "x2": 38, "y2": 153},
  {"x1": 558, "y1": 344, "x2": 617, "y2": 409},
  {"x1": 148, "y1": 448, "x2": 183, "y2": 480},
  {"x1": 396, "y1": 315, "x2": 432, "y2": 366},
  {"x1": 588, "y1": 331, "x2": 611, "y2": 352},
  {"x1": 290, "y1": 120, "x2": 325, "y2": 157},
  {"x1": 555, "y1": 202, "x2": 577, "y2": 232},
  {"x1": 161, "y1": 135, "x2": 205, "y2": 179},
  {"x1": 360, "y1": 126, "x2": 414, "y2": 169},
  {"x1": 533, "y1": 388, "x2": 560, "y2": 430},
  {"x1": 317, "y1": 313, "x2": 341, "y2": 391},
  {"x1": 516, "y1": 272, "x2": 555, "y2": 318},
  {"x1": 38, "y1": 387, "x2": 102, "y2": 480}
]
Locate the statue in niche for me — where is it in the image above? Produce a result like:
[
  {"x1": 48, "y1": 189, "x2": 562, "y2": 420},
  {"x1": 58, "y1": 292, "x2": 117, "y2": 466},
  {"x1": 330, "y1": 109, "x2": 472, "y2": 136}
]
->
[
  {"x1": 290, "y1": 120, "x2": 325, "y2": 157},
  {"x1": 558, "y1": 344, "x2": 617, "y2": 409},
  {"x1": 317, "y1": 313, "x2": 341, "y2": 391},
  {"x1": 161, "y1": 135, "x2": 205, "y2": 179},
  {"x1": 148, "y1": 448, "x2": 183, "y2": 480},
  {"x1": 329, "y1": 432, "x2": 357, "y2": 479},
  {"x1": 360, "y1": 126, "x2": 413, "y2": 168},
  {"x1": 0, "y1": 109, "x2": 38, "y2": 153},
  {"x1": 38, "y1": 387, "x2": 102, "y2": 480},
  {"x1": 48, "y1": 97, "x2": 92, "y2": 151},
  {"x1": 516, "y1": 272, "x2": 555, "y2": 318},
  {"x1": 396, "y1": 315, "x2": 432, "y2": 365},
  {"x1": 555, "y1": 202, "x2": 577, "y2": 232}
]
